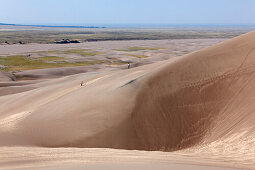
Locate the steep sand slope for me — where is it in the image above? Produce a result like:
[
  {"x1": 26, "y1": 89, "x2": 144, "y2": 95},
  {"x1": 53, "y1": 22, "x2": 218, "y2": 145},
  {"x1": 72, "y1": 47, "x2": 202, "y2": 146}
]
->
[
  {"x1": 1, "y1": 31, "x2": 255, "y2": 169},
  {"x1": 132, "y1": 30, "x2": 255, "y2": 151}
]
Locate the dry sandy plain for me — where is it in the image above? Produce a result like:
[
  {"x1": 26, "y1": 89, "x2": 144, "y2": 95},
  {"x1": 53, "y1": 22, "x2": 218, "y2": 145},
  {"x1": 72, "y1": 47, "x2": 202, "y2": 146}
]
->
[{"x1": 0, "y1": 32, "x2": 255, "y2": 169}]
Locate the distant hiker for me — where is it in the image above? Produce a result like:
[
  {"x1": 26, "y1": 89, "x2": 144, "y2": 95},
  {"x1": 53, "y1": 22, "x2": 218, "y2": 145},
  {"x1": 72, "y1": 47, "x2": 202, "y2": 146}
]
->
[
  {"x1": 81, "y1": 81, "x2": 84, "y2": 86},
  {"x1": 128, "y1": 62, "x2": 130, "y2": 69}
]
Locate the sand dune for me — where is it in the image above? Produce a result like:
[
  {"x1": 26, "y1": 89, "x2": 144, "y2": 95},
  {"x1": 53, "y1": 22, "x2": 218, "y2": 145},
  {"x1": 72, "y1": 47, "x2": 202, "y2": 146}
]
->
[{"x1": 1, "y1": 31, "x2": 255, "y2": 169}]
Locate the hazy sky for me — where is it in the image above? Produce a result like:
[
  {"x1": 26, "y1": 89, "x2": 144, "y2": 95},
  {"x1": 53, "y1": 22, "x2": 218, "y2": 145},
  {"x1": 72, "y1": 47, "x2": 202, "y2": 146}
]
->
[{"x1": 0, "y1": 0, "x2": 254, "y2": 26}]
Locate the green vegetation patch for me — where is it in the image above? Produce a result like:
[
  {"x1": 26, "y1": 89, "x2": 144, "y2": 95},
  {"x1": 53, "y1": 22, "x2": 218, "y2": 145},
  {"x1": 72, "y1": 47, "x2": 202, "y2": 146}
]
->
[
  {"x1": 34, "y1": 49, "x2": 103, "y2": 57},
  {"x1": 36, "y1": 56, "x2": 67, "y2": 61},
  {"x1": 63, "y1": 49, "x2": 104, "y2": 57},
  {"x1": 114, "y1": 46, "x2": 164, "y2": 52},
  {"x1": 110, "y1": 60, "x2": 128, "y2": 65},
  {"x1": 126, "y1": 54, "x2": 149, "y2": 58},
  {"x1": 0, "y1": 55, "x2": 108, "y2": 71}
]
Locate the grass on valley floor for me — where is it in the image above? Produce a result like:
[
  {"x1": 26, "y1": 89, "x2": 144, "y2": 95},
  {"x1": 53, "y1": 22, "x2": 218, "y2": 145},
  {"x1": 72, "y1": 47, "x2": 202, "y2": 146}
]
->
[
  {"x1": 114, "y1": 46, "x2": 164, "y2": 52},
  {"x1": 35, "y1": 49, "x2": 104, "y2": 57},
  {"x1": 126, "y1": 54, "x2": 149, "y2": 58},
  {"x1": 36, "y1": 56, "x2": 67, "y2": 61},
  {"x1": 0, "y1": 27, "x2": 247, "y2": 44},
  {"x1": 0, "y1": 55, "x2": 123, "y2": 71}
]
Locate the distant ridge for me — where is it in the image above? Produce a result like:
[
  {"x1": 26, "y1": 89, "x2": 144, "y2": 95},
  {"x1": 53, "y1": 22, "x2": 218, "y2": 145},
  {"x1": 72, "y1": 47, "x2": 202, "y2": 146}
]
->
[{"x1": 0, "y1": 23, "x2": 106, "y2": 28}]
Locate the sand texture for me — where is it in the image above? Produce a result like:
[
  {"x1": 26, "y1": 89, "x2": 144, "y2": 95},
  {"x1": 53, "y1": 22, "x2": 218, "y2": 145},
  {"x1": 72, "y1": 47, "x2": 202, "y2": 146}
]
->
[{"x1": 1, "y1": 32, "x2": 255, "y2": 169}]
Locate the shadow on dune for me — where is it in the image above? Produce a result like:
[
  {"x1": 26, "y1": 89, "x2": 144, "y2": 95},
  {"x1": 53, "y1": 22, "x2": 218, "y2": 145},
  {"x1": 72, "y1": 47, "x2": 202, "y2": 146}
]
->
[{"x1": 130, "y1": 31, "x2": 255, "y2": 151}]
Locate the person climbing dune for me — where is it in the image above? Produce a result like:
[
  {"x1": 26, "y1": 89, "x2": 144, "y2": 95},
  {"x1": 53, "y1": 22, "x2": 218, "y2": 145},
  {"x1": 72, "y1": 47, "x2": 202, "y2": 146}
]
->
[{"x1": 81, "y1": 81, "x2": 84, "y2": 86}]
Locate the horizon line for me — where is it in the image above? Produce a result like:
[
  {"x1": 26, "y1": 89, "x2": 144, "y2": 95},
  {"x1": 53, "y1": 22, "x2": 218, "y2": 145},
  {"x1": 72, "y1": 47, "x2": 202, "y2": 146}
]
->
[{"x1": 1, "y1": 22, "x2": 255, "y2": 28}]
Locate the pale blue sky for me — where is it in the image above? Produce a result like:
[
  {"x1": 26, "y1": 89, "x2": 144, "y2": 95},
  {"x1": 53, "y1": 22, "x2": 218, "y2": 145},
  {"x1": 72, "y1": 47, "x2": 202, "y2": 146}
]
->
[{"x1": 0, "y1": 0, "x2": 254, "y2": 26}]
